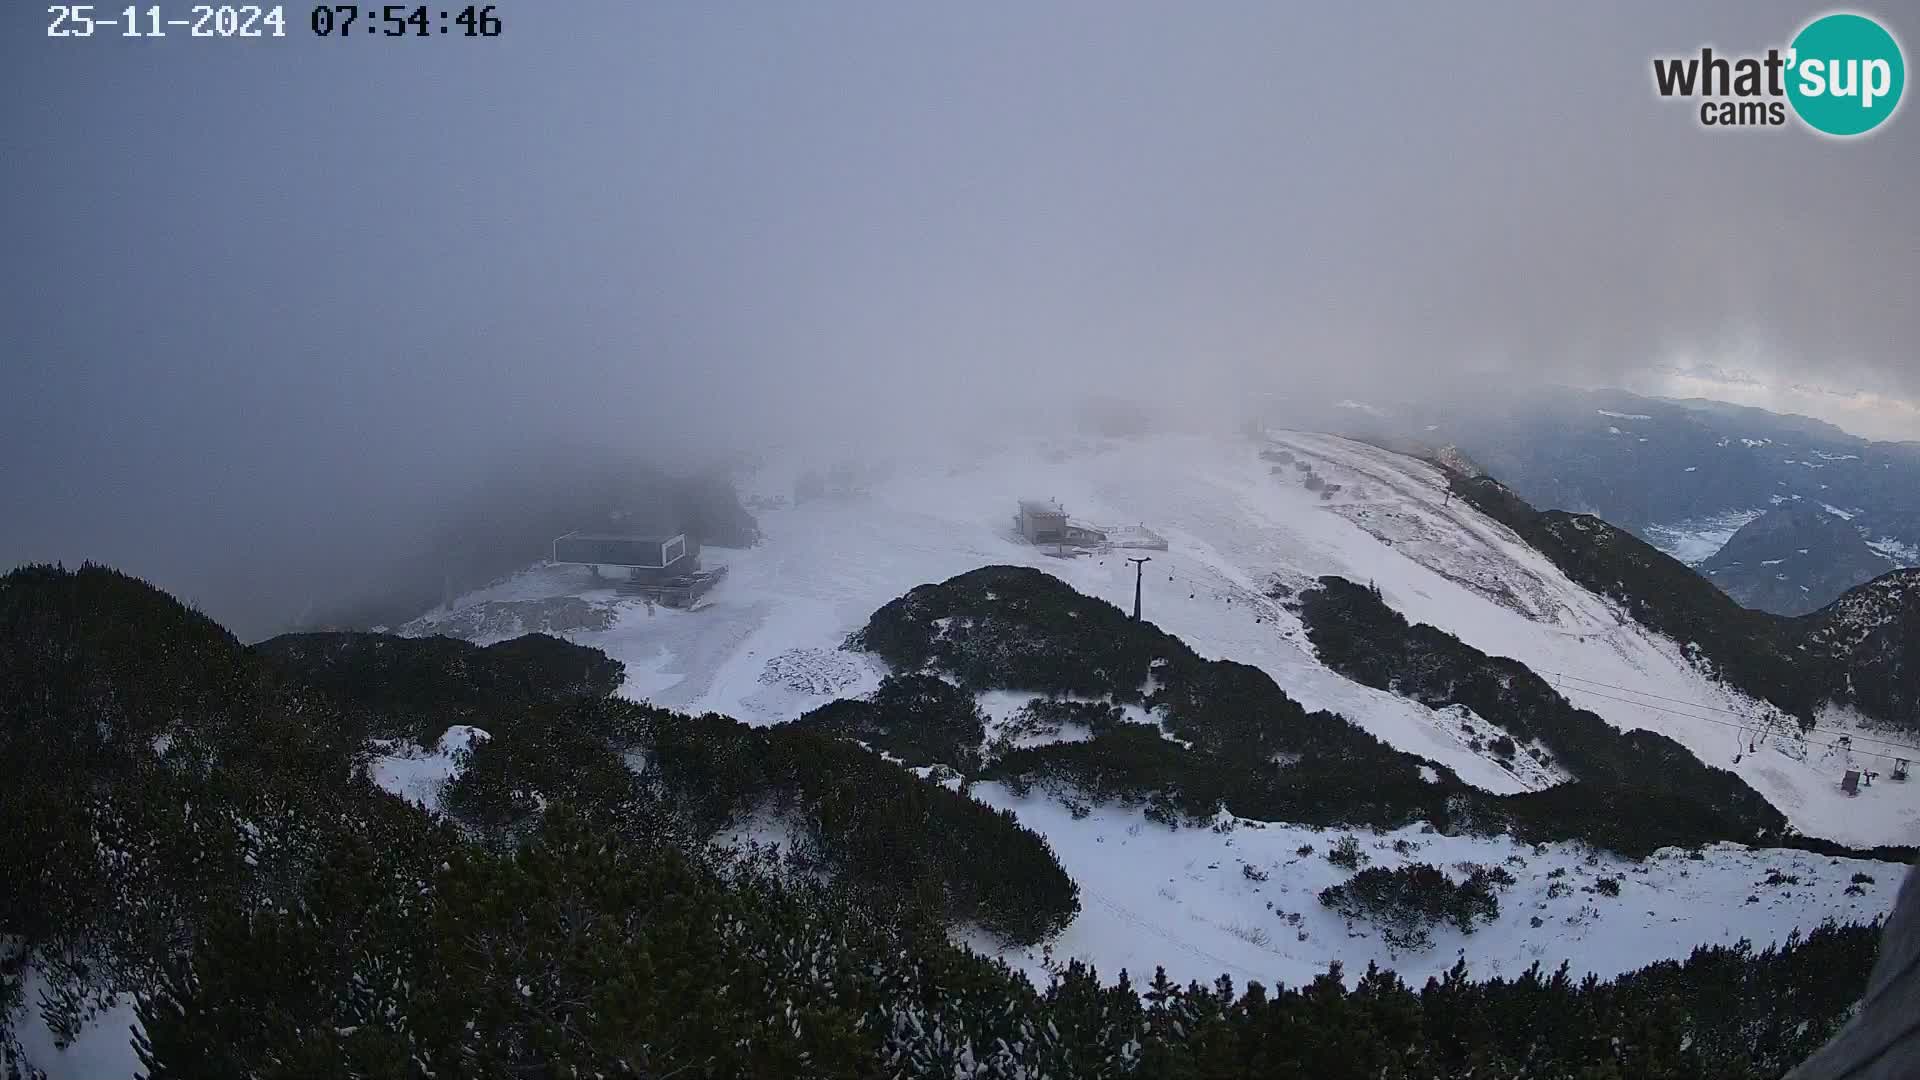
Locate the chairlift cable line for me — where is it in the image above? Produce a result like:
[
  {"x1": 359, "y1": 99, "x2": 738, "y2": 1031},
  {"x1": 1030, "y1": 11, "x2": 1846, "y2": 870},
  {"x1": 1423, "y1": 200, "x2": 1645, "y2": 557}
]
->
[
  {"x1": 1541, "y1": 669, "x2": 1920, "y2": 755},
  {"x1": 1551, "y1": 667, "x2": 1919, "y2": 756},
  {"x1": 1549, "y1": 682, "x2": 1920, "y2": 764}
]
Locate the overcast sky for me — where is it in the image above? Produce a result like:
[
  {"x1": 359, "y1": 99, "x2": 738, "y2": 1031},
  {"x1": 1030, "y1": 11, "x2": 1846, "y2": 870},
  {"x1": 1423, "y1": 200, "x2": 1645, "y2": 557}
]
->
[{"x1": 3, "y1": 3, "x2": 1916, "y2": 635}]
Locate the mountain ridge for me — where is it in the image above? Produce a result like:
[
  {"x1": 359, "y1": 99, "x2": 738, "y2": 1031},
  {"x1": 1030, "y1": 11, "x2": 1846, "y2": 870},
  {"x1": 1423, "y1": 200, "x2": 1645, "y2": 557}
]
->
[
  {"x1": 1300, "y1": 386, "x2": 1920, "y2": 615},
  {"x1": 1699, "y1": 506, "x2": 1893, "y2": 616},
  {"x1": 1448, "y1": 472, "x2": 1920, "y2": 736}
]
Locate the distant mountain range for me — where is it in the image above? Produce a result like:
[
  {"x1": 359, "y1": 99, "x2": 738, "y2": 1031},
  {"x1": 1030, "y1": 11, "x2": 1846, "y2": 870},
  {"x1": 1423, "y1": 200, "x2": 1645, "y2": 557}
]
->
[
  {"x1": 1697, "y1": 506, "x2": 1894, "y2": 617},
  {"x1": 1306, "y1": 386, "x2": 1920, "y2": 615}
]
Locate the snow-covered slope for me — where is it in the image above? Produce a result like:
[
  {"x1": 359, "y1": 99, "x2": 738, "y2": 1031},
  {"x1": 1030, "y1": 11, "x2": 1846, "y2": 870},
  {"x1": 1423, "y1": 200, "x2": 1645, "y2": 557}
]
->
[
  {"x1": 958, "y1": 797, "x2": 1898, "y2": 994},
  {"x1": 412, "y1": 430, "x2": 1920, "y2": 848},
  {"x1": 404, "y1": 430, "x2": 1916, "y2": 988}
]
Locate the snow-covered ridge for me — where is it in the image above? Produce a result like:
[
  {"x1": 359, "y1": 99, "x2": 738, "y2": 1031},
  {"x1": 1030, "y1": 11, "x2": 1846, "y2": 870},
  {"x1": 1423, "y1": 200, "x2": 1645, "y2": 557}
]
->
[
  {"x1": 419, "y1": 430, "x2": 1920, "y2": 848},
  {"x1": 1803, "y1": 571, "x2": 1920, "y2": 655}
]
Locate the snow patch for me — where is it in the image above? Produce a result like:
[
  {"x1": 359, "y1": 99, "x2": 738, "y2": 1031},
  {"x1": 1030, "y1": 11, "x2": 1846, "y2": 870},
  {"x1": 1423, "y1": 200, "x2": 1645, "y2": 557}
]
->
[
  {"x1": 1866, "y1": 537, "x2": 1919, "y2": 564},
  {"x1": 6, "y1": 968, "x2": 143, "y2": 1080},
  {"x1": 757, "y1": 647, "x2": 868, "y2": 696},
  {"x1": 368, "y1": 725, "x2": 490, "y2": 812},
  {"x1": 1643, "y1": 509, "x2": 1764, "y2": 566}
]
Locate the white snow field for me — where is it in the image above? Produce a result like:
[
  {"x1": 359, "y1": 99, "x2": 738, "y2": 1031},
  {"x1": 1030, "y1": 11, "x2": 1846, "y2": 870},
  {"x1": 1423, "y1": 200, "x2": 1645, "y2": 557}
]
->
[
  {"x1": 399, "y1": 429, "x2": 1915, "y2": 988},
  {"x1": 958, "y1": 797, "x2": 1900, "y2": 995}
]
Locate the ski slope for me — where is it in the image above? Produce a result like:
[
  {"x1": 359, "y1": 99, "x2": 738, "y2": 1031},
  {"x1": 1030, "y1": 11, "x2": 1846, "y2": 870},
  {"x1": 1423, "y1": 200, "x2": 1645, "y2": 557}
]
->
[{"x1": 412, "y1": 429, "x2": 1920, "y2": 848}]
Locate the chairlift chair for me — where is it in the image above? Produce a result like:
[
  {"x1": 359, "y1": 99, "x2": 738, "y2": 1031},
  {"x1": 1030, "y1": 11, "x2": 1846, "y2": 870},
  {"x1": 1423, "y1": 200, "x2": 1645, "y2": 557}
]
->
[{"x1": 1895, "y1": 758, "x2": 1911, "y2": 782}]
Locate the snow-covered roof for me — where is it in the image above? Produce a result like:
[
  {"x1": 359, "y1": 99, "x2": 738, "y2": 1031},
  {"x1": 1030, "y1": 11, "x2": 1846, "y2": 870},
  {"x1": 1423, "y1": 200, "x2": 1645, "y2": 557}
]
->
[{"x1": 560, "y1": 530, "x2": 685, "y2": 544}]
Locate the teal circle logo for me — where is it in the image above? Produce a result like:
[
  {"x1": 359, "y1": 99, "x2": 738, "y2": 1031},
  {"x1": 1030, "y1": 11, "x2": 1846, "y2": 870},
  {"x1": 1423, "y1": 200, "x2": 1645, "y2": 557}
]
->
[{"x1": 1787, "y1": 13, "x2": 1905, "y2": 136}]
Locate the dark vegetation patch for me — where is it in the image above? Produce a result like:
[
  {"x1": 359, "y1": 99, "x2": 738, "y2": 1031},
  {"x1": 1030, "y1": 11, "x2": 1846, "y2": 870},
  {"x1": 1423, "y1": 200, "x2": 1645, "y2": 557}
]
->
[
  {"x1": 0, "y1": 563, "x2": 1073, "y2": 1062},
  {"x1": 595, "y1": 703, "x2": 1082, "y2": 937},
  {"x1": 794, "y1": 673, "x2": 987, "y2": 774},
  {"x1": 990, "y1": 721, "x2": 1235, "y2": 826},
  {"x1": 1319, "y1": 864, "x2": 1505, "y2": 951},
  {"x1": 282, "y1": 665, "x2": 1079, "y2": 947},
  {"x1": 1327, "y1": 835, "x2": 1369, "y2": 870},
  {"x1": 1001, "y1": 697, "x2": 1128, "y2": 743},
  {"x1": 254, "y1": 629, "x2": 623, "y2": 742},
  {"x1": 0, "y1": 564, "x2": 443, "y2": 1063},
  {"x1": 854, "y1": 565, "x2": 1451, "y2": 833},
  {"x1": 267, "y1": 627, "x2": 1084, "y2": 943},
  {"x1": 851, "y1": 565, "x2": 1162, "y2": 702}
]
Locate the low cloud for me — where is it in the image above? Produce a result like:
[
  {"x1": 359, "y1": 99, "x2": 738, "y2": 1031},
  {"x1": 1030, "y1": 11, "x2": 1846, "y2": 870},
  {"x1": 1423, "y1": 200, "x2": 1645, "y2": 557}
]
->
[{"x1": 3, "y1": 3, "x2": 1914, "y2": 634}]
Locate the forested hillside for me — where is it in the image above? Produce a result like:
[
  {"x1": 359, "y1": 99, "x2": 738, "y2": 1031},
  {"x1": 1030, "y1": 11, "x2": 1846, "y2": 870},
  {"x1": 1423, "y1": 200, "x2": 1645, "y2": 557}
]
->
[{"x1": 0, "y1": 562, "x2": 1897, "y2": 1078}]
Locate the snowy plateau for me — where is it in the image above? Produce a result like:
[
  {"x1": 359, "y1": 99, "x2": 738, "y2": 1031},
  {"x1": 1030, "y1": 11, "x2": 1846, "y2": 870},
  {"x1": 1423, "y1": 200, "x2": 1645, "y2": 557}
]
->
[{"x1": 392, "y1": 431, "x2": 1913, "y2": 1004}]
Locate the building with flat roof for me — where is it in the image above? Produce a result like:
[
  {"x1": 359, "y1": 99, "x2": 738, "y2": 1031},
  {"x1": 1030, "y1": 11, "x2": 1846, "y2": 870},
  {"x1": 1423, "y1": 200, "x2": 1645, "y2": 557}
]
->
[
  {"x1": 552, "y1": 531, "x2": 693, "y2": 582},
  {"x1": 1016, "y1": 499, "x2": 1069, "y2": 544}
]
